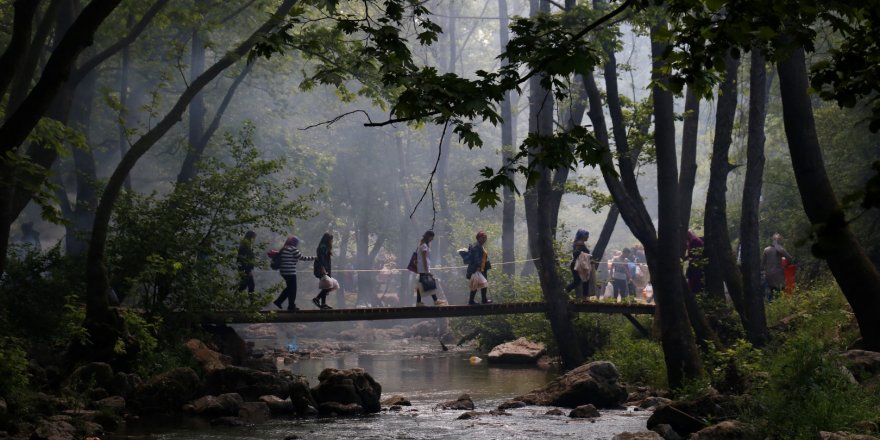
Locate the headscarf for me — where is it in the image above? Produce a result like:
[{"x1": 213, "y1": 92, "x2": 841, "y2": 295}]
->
[{"x1": 574, "y1": 229, "x2": 589, "y2": 242}]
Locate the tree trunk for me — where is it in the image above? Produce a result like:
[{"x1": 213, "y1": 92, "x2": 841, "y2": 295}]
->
[
  {"x1": 739, "y1": 47, "x2": 769, "y2": 347},
  {"x1": 498, "y1": 0, "x2": 516, "y2": 276},
  {"x1": 178, "y1": 27, "x2": 207, "y2": 184},
  {"x1": 178, "y1": 63, "x2": 253, "y2": 184},
  {"x1": 777, "y1": 45, "x2": 880, "y2": 351},
  {"x1": 650, "y1": 26, "x2": 704, "y2": 389},
  {"x1": 78, "y1": 0, "x2": 298, "y2": 365},
  {"x1": 703, "y1": 52, "x2": 747, "y2": 318},
  {"x1": 118, "y1": 14, "x2": 134, "y2": 191},
  {"x1": 678, "y1": 86, "x2": 699, "y2": 256},
  {"x1": 7, "y1": 0, "x2": 60, "y2": 111},
  {"x1": 0, "y1": 0, "x2": 123, "y2": 159},
  {"x1": 0, "y1": 0, "x2": 41, "y2": 99},
  {"x1": 67, "y1": 69, "x2": 100, "y2": 256},
  {"x1": 0, "y1": 0, "x2": 75, "y2": 275},
  {"x1": 523, "y1": 0, "x2": 584, "y2": 371}
]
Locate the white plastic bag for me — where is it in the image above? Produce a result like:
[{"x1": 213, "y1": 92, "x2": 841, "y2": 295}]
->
[
  {"x1": 319, "y1": 275, "x2": 339, "y2": 291},
  {"x1": 603, "y1": 282, "x2": 614, "y2": 299},
  {"x1": 469, "y1": 271, "x2": 489, "y2": 291}
]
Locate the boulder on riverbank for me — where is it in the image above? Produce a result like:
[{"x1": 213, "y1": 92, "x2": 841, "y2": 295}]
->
[
  {"x1": 381, "y1": 395, "x2": 412, "y2": 406},
  {"x1": 842, "y1": 350, "x2": 880, "y2": 390},
  {"x1": 690, "y1": 420, "x2": 757, "y2": 440},
  {"x1": 310, "y1": 368, "x2": 382, "y2": 415},
  {"x1": 440, "y1": 394, "x2": 475, "y2": 410},
  {"x1": 646, "y1": 389, "x2": 737, "y2": 437},
  {"x1": 514, "y1": 361, "x2": 628, "y2": 408},
  {"x1": 187, "y1": 393, "x2": 243, "y2": 417},
  {"x1": 569, "y1": 404, "x2": 600, "y2": 418},
  {"x1": 184, "y1": 339, "x2": 231, "y2": 373},
  {"x1": 487, "y1": 338, "x2": 546, "y2": 364},
  {"x1": 202, "y1": 366, "x2": 290, "y2": 401}
]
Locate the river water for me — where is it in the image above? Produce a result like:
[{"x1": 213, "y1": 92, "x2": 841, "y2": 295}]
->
[{"x1": 117, "y1": 339, "x2": 651, "y2": 439}]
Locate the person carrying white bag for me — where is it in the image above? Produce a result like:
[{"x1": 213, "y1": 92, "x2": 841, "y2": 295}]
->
[
  {"x1": 312, "y1": 233, "x2": 338, "y2": 309},
  {"x1": 466, "y1": 231, "x2": 493, "y2": 305}
]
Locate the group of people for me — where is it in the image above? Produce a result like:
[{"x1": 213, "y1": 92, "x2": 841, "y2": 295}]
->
[
  {"x1": 236, "y1": 231, "x2": 336, "y2": 311},
  {"x1": 412, "y1": 229, "x2": 492, "y2": 306},
  {"x1": 236, "y1": 228, "x2": 497, "y2": 310},
  {"x1": 685, "y1": 230, "x2": 795, "y2": 299}
]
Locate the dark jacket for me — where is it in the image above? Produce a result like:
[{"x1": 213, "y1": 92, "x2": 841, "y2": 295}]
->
[
  {"x1": 466, "y1": 243, "x2": 491, "y2": 278},
  {"x1": 237, "y1": 240, "x2": 255, "y2": 272},
  {"x1": 314, "y1": 243, "x2": 332, "y2": 278}
]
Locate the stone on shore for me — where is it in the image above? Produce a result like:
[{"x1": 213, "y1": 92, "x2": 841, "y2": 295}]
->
[
  {"x1": 310, "y1": 368, "x2": 382, "y2": 415},
  {"x1": 184, "y1": 339, "x2": 231, "y2": 373},
  {"x1": 440, "y1": 394, "x2": 475, "y2": 410},
  {"x1": 515, "y1": 361, "x2": 628, "y2": 408},
  {"x1": 689, "y1": 420, "x2": 757, "y2": 440},
  {"x1": 260, "y1": 395, "x2": 295, "y2": 415},
  {"x1": 202, "y1": 366, "x2": 290, "y2": 401},
  {"x1": 381, "y1": 395, "x2": 412, "y2": 406},
  {"x1": 612, "y1": 432, "x2": 663, "y2": 440},
  {"x1": 487, "y1": 338, "x2": 546, "y2": 364},
  {"x1": 569, "y1": 404, "x2": 600, "y2": 418},
  {"x1": 189, "y1": 393, "x2": 243, "y2": 417}
]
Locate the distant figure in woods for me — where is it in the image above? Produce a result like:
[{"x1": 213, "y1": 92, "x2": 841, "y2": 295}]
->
[
  {"x1": 611, "y1": 248, "x2": 633, "y2": 300},
  {"x1": 686, "y1": 230, "x2": 706, "y2": 295},
  {"x1": 312, "y1": 233, "x2": 335, "y2": 310},
  {"x1": 565, "y1": 229, "x2": 592, "y2": 298},
  {"x1": 415, "y1": 230, "x2": 446, "y2": 306},
  {"x1": 237, "y1": 230, "x2": 257, "y2": 294},
  {"x1": 20, "y1": 222, "x2": 41, "y2": 251},
  {"x1": 762, "y1": 233, "x2": 794, "y2": 300},
  {"x1": 273, "y1": 235, "x2": 316, "y2": 311},
  {"x1": 466, "y1": 231, "x2": 492, "y2": 305}
]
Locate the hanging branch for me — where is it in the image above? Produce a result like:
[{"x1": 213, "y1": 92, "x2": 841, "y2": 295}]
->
[
  {"x1": 409, "y1": 119, "x2": 450, "y2": 230},
  {"x1": 299, "y1": 110, "x2": 375, "y2": 130}
]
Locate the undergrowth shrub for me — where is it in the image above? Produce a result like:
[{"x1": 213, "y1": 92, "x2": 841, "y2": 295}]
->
[
  {"x1": 745, "y1": 335, "x2": 877, "y2": 439},
  {"x1": 741, "y1": 281, "x2": 879, "y2": 438},
  {"x1": 591, "y1": 321, "x2": 667, "y2": 389}
]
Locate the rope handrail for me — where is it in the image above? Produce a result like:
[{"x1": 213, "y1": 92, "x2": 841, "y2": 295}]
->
[{"x1": 253, "y1": 258, "x2": 539, "y2": 273}]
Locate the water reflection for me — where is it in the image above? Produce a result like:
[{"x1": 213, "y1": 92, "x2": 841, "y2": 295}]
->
[
  {"x1": 285, "y1": 340, "x2": 558, "y2": 403},
  {"x1": 115, "y1": 340, "x2": 651, "y2": 439}
]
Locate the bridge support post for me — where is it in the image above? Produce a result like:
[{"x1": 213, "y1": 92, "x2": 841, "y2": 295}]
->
[{"x1": 622, "y1": 313, "x2": 650, "y2": 338}]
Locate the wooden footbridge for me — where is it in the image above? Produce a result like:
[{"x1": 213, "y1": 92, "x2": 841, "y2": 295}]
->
[{"x1": 201, "y1": 301, "x2": 655, "y2": 334}]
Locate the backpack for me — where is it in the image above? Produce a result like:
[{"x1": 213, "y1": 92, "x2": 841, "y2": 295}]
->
[
  {"x1": 458, "y1": 246, "x2": 473, "y2": 265},
  {"x1": 575, "y1": 251, "x2": 592, "y2": 279},
  {"x1": 268, "y1": 249, "x2": 282, "y2": 270}
]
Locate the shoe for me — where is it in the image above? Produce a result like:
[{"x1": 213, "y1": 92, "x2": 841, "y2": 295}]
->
[
  {"x1": 434, "y1": 299, "x2": 448, "y2": 306},
  {"x1": 320, "y1": 304, "x2": 333, "y2": 310},
  {"x1": 468, "y1": 301, "x2": 478, "y2": 305},
  {"x1": 481, "y1": 299, "x2": 493, "y2": 304},
  {"x1": 312, "y1": 297, "x2": 321, "y2": 309},
  {"x1": 273, "y1": 301, "x2": 283, "y2": 309},
  {"x1": 288, "y1": 306, "x2": 299, "y2": 311},
  {"x1": 415, "y1": 302, "x2": 426, "y2": 307}
]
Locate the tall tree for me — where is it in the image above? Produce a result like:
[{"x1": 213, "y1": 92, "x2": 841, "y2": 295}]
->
[
  {"x1": 75, "y1": 0, "x2": 298, "y2": 365},
  {"x1": 0, "y1": 0, "x2": 123, "y2": 275},
  {"x1": 522, "y1": 0, "x2": 585, "y2": 370},
  {"x1": 739, "y1": 47, "x2": 769, "y2": 346},
  {"x1": 498, "y1": 0, "x2": 517, "y2": 276},
  {"x1": 702, "y1": 52, "x2": 746, "y2": 319},
  {"x1": 649, "y1": 22, "x2": 703, "y2": 388},
  {"x1": 777, "y1": 45, "x2": 880, "y2": 351}
]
